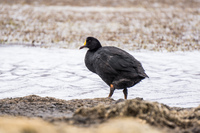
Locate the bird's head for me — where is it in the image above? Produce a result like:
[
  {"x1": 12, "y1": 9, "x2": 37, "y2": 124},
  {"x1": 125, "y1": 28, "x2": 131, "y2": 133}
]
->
[{"x1": 79, "y1": 37, "x2": 102, "y2": 51}]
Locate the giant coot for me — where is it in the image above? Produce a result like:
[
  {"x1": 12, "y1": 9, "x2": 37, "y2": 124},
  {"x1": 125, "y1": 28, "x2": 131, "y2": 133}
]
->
[{"x1": 80, "y1": 37, "x2": 148, "y2": 99}]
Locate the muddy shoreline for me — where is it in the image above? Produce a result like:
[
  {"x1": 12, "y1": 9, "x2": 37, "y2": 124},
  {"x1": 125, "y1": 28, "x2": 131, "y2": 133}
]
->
[{"x1": 0, "y1": 95, "x2": 200, "y2": 133}]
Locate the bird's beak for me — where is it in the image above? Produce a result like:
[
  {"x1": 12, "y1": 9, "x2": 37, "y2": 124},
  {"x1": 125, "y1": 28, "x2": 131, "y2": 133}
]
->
[{"x1": 79, "y1": 40, "x2": 87, "y2": 49}]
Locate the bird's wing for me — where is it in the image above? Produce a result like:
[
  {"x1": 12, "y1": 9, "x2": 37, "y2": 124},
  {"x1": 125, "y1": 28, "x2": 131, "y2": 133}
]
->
[
  {"x1": 94, "y1": 52, "x2": 118, "y2": 75},
  {"x1": 95, "y1": 47, "x2": 148, "y2": 78},
  {"x1": 109, "y1": 54, "x2": 139, "y2": 72},
  {"x1": 110, "y1": 53, "x2": 149, "y2": 78},
  {"x1": 94, "y1": 48, "x2": 136, "y2": 72}
]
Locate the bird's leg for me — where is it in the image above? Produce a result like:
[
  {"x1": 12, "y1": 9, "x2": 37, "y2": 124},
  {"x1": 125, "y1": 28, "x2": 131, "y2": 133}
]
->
[
  {"x1": 123, "y1": 88, "x2": 128, "y2": 99},
  {"x1": 108, "y1": 84, "x2": 115, "y2": 98}
]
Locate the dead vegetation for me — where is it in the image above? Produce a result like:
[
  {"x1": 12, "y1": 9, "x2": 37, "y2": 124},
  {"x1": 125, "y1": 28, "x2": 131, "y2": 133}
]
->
[
  {"x1": 0, "y1": 95, "x2": 200, "y2": 133},
  {"x1": 0, "y1": 0, "x2": 199, "y2": 51}
]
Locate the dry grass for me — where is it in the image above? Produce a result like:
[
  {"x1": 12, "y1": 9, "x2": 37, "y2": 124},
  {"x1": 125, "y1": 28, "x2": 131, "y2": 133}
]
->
[
  {"x1": 0, "y1": 0, "x2": 199, "y2": 51},
  {"x1": 0, "y1": 0, "x2": 199, "y2": 8}
]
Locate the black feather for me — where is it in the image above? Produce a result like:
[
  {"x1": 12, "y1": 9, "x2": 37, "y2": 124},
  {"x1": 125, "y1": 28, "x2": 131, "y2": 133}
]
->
[{"x1": 80, "y1": 37, "x2": 148, "y2": 98}]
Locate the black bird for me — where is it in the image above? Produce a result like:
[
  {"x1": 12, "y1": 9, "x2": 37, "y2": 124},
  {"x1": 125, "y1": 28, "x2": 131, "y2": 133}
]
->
[{"x1": 80, "y1": 37, "x2": 148, "y2": 99}]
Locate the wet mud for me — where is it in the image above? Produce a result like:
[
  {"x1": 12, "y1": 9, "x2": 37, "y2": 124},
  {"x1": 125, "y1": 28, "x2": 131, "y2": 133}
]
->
[{"x1": 0, "y1": 95, "x2": 200, "y2": 133}]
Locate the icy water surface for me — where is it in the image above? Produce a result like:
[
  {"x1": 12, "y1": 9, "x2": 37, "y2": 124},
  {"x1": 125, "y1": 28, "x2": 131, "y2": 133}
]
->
[{"x1": 0, "y1": 45, "x2": 200, "y2": 107}]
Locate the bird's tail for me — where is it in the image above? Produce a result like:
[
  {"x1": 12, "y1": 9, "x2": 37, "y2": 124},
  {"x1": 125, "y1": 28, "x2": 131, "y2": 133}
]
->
[{"x1": 139, "y1": 73, "x2": 149, "y2": 79}]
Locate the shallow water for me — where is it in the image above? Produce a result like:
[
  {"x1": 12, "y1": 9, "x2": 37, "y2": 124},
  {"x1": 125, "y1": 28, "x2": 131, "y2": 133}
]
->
[{"x1": 0, "y1": 45, "x2": 200, "y2": 107}]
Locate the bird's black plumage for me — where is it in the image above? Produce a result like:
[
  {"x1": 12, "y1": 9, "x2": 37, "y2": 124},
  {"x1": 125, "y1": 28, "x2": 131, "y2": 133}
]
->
[{"x1": 80, "y1": 37, "x2": 148, "y2": 99}]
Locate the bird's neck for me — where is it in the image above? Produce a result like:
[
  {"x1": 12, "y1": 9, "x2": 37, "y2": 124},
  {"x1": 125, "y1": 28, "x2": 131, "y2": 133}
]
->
[{"x1": 89, "y1": 44, "x2": 102, "y2": 52}]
